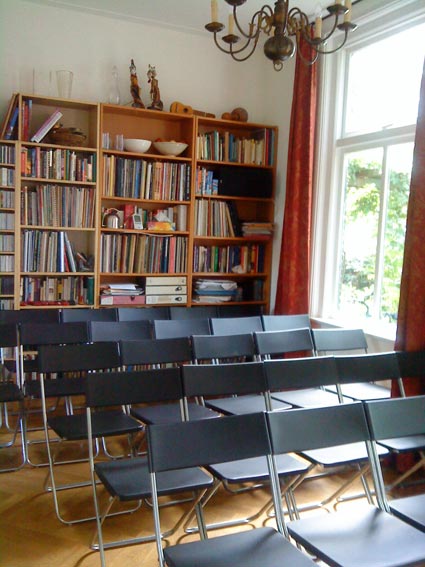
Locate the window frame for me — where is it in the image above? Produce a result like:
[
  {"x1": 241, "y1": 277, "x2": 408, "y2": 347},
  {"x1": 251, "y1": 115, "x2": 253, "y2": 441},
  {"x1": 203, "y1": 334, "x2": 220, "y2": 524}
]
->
[{"x1": 310, "y1": 0, "x2": 425, "y2": 340}]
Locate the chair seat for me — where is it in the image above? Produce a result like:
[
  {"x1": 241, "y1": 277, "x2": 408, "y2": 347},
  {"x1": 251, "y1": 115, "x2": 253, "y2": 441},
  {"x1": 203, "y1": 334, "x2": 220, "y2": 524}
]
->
[
  {"x1": 164, "y1": 526, "x2": 314, "y2": 567},
  {"x1": 378, "y1": 434, "x2": 425, "y2": 453},
  {"x1": 326, "y1": 383, "x2": 391, "y2": 401},
  {"x1": 95, "y1": 457, "x2": 214, "y2": 502},
  {"x1": 131, "y1": 402, "x2": 219, "y2": 424},
  {"x1": 48, "y1": 410, "x2": 142, "y2": 440},
  {"x1": 205, "y1": 394, "x2": 290, "y2": 415},
  {"x1": 0, "y1": 382, "x2": 23, "y2": 402},
  {"x1": 390, "y1": 494, "x2": 425, "y2": 532},
  {"x1": 272, "y1": 388, "x2": 341, "y2": 408},
  {"x1": 209, "y1": 453, "x2": 310, "y2": 483},
  {"x1": 288, "y1": 504, "x2": 425, "y2": 567},
  {"x1": 301, "y1": 441, "x2": 388, "y2": 467}
]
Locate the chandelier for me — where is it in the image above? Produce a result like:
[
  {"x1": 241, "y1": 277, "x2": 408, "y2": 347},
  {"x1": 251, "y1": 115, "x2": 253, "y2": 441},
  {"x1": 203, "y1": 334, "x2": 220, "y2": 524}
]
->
[{"x1": 205, "y1": 0, "x2": 357, "y2": 71}]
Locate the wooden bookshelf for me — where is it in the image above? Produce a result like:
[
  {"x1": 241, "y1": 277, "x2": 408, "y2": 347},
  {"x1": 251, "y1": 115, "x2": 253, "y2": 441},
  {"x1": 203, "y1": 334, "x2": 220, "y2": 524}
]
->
[{"x1": 0, "y1": 94, "x2": 277, "y2": 312}]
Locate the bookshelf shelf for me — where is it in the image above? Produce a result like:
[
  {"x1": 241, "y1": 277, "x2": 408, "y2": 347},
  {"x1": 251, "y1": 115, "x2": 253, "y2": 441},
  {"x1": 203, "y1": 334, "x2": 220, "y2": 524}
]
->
[{"x1": 1, "y1": 94, "x2": 277, "y2": 312}]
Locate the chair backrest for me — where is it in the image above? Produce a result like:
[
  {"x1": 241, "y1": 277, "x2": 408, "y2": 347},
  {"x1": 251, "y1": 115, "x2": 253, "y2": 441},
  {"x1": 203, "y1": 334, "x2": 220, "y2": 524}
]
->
[
  {"x1": 153, "y1": 318, "x2": 211, "y2": 339},
  {"x1": 89, "y1": 320, "x2": 151, "y2": 342},
  {"x1": 396, "y1": 350, "x2": 425, "y2": 379},
  {"x1": 266, "y1": 402, "x2": 370, "y2": 455},
  {"x1": 312, "y1": 328, "x2": 368, "y2": 354},
  {"x1": 210, "y1": 315, "x2": 263, "y2": 336},
  {"x1": 147, "y1": 411, "x2": 271, "y2": 473},
  {"x1": 60, "y1": 308, "x2": 118, "y2": 323},
  {"x1": 120, "y1": 337, "x2": 192, "y2": 366},
  {"x1": 264, "y1": 356, "x2": 338, "y2": 392},
  {"x1": 254, "y1": 328, "x2": 314, "y2": 359},
  {"x1": 0, "y1": 322, "x2": 20, "y2": 348},
  {"x1": 191, "y1": 333, "x2": 256, "y2": 362},
  {"x1": 169, "y1": 305, "x2": 218, "y2": 319},
  {"x1": 85, "y1": 366, "x2": 183, "y2": 409},
  {"x1": 364, "y1": 395, "x2": 425, "y2": 441},
  {"x1": 216, "y1": 304, "x2": 263, "y2": 318},
  {"x1": 117, "y1": 306, "x2": 170, "y2": 321},
  {"x1": 0, "y1": 309, "x2": 60, "y2": 324},
  {"x1": 335, "y1": 352, "x2": 400, "y2": 386},
  {"x1": 261, "y1": 314, "x2": 311, "y2": 332},
  {"x1": 37, "y1": 341, "x2": 121, "y2": 373},
  {"x1": 19, "y1": 322, "x2": 89, "y2": 347},
  {"x1": 181, "y1": 361, "x2": 267, "y2": 399}
]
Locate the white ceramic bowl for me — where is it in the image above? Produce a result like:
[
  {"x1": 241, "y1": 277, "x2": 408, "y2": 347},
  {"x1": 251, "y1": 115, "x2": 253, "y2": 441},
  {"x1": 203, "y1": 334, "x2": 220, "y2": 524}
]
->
[
  {"x1": 153, "y1": 141, "x2": 188, "y2": 156},
  {"x1": 123, "y1": 138, "x2": 152, "y2": 153}
]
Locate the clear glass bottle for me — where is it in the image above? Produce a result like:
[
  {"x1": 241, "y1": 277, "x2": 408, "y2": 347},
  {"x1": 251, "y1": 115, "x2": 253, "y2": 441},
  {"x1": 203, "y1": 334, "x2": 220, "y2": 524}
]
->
[{"x1": 108, "y1": 65, "x2": 121, "y2": 105}]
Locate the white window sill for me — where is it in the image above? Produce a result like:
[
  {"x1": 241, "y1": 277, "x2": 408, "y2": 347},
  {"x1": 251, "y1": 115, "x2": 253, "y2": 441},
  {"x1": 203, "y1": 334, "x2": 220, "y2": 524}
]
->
[{"x1": 311, "y1": 317, "x2": 396, "y2": 347}]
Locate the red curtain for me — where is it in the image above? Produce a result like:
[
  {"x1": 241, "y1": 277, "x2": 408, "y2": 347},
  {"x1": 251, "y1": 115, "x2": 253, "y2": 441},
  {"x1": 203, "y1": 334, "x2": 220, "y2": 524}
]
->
[
  {"x1": 274, "y1": 39, "x2": 317, "y2": 315},
  {"x1": 394, "y1": 58, "x2": 425, "y2": 397}
]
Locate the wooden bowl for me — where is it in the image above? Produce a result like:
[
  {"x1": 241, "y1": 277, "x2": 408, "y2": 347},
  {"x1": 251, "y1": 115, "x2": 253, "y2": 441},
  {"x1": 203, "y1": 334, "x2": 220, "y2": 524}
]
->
[{"x1": 49, "y1": 127, "x2": 87, "y2": 147}]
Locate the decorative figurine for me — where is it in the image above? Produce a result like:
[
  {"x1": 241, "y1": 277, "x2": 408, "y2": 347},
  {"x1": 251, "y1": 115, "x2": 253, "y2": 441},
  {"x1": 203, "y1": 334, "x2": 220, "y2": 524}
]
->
[
  {"x1": 129, "y1": 59, "x2": 145, "y2": 108},
  {"x1": 147, "y1": 64, "x2": 163, "y2": 111}
]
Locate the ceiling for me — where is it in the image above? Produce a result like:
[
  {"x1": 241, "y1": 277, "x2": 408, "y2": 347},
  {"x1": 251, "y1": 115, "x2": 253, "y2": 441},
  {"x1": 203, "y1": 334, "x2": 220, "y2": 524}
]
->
[{"x1": 26, "y1": 0, "x2": 322, "y2": 35}]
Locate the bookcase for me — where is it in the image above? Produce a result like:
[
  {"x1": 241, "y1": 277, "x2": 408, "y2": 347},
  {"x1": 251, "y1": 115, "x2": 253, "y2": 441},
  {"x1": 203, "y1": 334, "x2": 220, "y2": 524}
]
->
[
  {"x1": 0, "y1": 94, "x2": 277, "y2": 313},
  {"x1": 0, "y1": 140, "x2": 17, "y2": 309},
  {"x1": 193, "y1": 117, "x2": 276, "y2": 311},
  {"x1": 2, "y1": 94, "x2": 99, "y2": 308}
]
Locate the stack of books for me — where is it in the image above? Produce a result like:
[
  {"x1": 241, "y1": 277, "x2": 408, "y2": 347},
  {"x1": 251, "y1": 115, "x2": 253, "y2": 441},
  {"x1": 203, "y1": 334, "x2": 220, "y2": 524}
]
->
[
  {"x1": 100, "y1": 282, "x2": 144, "y2": 305},
  {"x1": 241, "y1": 222, "x2": 274, "y2": 240},
  {"x1": 193, "y1": 279, "x2": 238, "y2": 303}
]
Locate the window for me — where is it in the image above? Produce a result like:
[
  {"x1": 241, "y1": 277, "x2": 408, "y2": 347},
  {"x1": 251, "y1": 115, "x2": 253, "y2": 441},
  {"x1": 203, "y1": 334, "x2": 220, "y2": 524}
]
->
[{"x1": 312, "y1": 4, "x2": 425, "y2": 338}]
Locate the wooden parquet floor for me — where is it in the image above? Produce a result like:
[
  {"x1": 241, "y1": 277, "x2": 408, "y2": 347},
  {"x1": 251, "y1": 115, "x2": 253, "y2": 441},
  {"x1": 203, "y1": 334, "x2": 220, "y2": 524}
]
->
[{"x1": 1, "y1": 416, "x2": 424, "y2": 567}]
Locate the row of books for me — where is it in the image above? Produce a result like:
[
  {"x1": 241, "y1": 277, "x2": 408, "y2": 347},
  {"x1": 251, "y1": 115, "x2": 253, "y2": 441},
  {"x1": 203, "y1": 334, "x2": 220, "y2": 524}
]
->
[
  {"x1": 21, "y1": 229, "x2": 81, "y2": 273},
  {"x1": 20, "y1": 275, "x2": 94, "y2": 305},
  {"x1": 102, "y1": 156, "x2": 191, "y2": 201},
  {"x1": 100, "y1": 233, "x2": 188, "y2": 274},
  {"x1": 0, "y1": 234, "x2": 14, "y2": 251},
  {"x1": 0, "y1": 299, "x2": 14, "y2": 309},
  {"x1": 196, "y1": 128, "x2": 275, "y2": 166},
  {"x1": 21, "y1": 184, "x2": 96, "y2": 228},
  {"x1": 0, "y1": 212, "x2": 14, "y2": 229},
  {"x1": 0, "y1": 275, "x2": 13, "y2": 294},
  {"x1": 0, "y1": 167, "x2": 14, "y2": 187},
  {"x1": 0, "y1": 144, "x2": 15, "y2": 164},
  {"x1": 0, "y1": 254, "x2": 14, "y2": 272},
  {"x1": 21, "y1": 147, "x2": 96, "y2": 182},
  {"x1": 0, "y1": 189, "x2": 14, "y2": 208},
  {"x1": 193, "y1": 243, "x2": 265, "y2": 274},
  {"x1": 194, "y1": 199, "x2": 238, "y2": 237},
  {"x1": 195, "y1": 167, "x2": 219, "y2": 196}
]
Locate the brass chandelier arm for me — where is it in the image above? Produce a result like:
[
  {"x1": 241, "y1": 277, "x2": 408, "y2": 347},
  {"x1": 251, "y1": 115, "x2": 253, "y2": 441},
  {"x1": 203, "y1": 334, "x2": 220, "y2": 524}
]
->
[
  {"x1": 233, "y1": 4, "x2": 274, "y2": 39},
  {"x1": 213, "y1": 30, "x2": 262, "y2": 62}
]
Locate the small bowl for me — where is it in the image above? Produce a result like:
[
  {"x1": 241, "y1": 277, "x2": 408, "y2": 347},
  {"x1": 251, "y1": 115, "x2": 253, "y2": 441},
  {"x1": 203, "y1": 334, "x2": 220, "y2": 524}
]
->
[
  {"x1": 153, "y1": 141, "x2": 188, "y2": 157},
  {"x1": 123, "y1": 138, "x2": 152, "y2": 153}
]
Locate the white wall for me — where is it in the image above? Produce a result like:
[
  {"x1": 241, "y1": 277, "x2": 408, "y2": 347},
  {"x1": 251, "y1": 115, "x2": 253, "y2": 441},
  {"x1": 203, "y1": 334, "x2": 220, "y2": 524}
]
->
[{"x1": 0, "y1": 0, "x2": 295, "y2": 310}]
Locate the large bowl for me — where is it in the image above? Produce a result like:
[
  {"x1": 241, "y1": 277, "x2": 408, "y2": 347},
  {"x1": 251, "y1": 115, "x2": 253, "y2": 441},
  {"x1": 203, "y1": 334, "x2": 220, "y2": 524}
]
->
[
  {"x1": 124, "y1": 138, "x2": 152, "y2": 153},
  {"x1": 153, "y1": 141, "x2": 188, "y2": 157}
]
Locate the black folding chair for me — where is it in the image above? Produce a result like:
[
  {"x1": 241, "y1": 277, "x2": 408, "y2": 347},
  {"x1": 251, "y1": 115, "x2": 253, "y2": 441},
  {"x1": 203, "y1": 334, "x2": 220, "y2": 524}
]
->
[
  {"x1": 169, "y1": 305, "x2": 218, "y2": 319},
  {"x1": 147, "y1": 412, "x2": 315, "y2": 567},
  {"x1": 86, "y1": 367, "x2": 214, "y2": 566},
  {"x1": 89, "y1": 320, "x2": 151, "y2": 342},
  {"x1": 153, "y1": 318, "x2": 211, "y2": 339},
  {"x1": 121, "y1": 338, "x2": 218, "y2": 423},
  {"x1": 181, "y1": 362, "x2": 310, "y2": 531},
  {"x1": 267, "y1": 403, "x2": 425, "y2": 567},
  {"x1": 117, "y1": 306, "x2": 169, "y2": 321},
  {"x1": 37, "y1": 341, "x2": 129, "y2": 524},
  {"x1": 60, "y1": 308, "x2": 118, "y2": 322},
  {"x1": 364, "y1": 395, "x2": 425, "y2": 523},
  {"x1": 0, "y1": 323, "x2": 26, "y2": 472}
]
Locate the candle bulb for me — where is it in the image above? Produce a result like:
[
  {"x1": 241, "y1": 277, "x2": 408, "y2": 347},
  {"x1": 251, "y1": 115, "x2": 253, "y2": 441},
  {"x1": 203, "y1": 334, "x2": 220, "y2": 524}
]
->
[
  {"x1": 315, "y1": 16, "x2": 322, "y2": 39},
  {"x1": 228, "y1": 12, "x2": 235, "y2": 35},
  {"x1": 344, "y1": 0, "x2": 352, "y2": 22},
  {"x1": 211, "y1": 0, "x2": 218, "y2": 22}
]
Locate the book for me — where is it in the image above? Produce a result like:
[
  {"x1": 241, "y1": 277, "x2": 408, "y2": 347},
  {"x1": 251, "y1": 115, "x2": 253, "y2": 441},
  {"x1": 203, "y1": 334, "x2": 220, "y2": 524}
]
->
[
  {"x1": 1, "y1": 93, "x2": 18, "y2": 139},
  {"x1": 4, "y1": 106, "x2": 19, "y2": 140},
  {"x1": 30, "y1": 109, "x2": 63, "y2": 143}
]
